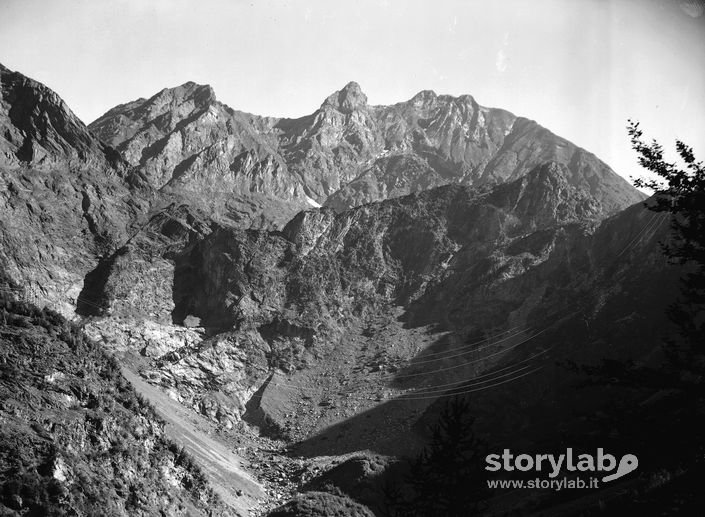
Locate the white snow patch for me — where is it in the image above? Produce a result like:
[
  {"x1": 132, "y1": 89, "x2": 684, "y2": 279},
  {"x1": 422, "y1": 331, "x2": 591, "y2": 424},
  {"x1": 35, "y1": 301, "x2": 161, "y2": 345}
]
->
[{"x1": 306, "y1": 196, "x2": 322, "y2": 208}]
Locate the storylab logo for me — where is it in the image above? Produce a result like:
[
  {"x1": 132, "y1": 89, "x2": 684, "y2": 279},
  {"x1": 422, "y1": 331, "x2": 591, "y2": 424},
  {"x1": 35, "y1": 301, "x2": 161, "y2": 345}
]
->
[{"x1": 485, "y1": 448, "x2": 638, "y2": 490}]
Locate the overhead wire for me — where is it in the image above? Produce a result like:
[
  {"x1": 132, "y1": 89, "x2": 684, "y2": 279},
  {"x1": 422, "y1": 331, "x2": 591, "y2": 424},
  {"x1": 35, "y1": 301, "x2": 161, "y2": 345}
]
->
[
  {"x1": 616, "y1": 212, "x2": 664, "y2": 257},
  {"x1": 265, "y1": 347, "x2": 553, "y2": 397},
  {"x1": 393, "y1": 366, "x2": 545, "y2": 401},
  {"x1": 265, "y1": 365, "x2": 546, "y2": 402},
  {"x1": 2, "y1": 199, "x2": 672, "y2": 404},
  {"x1": 266, "y1": 363, "x2": 537, "y2": 399},
  {"x1": 265, "y1": 305, "x2": 579, "y2": 399},
  {"x1": 402, "y1": 324, "x2": 527, "y2": 361},
  {"x1": 250, "y1": 207, "x2": 666, "y2": 401}
]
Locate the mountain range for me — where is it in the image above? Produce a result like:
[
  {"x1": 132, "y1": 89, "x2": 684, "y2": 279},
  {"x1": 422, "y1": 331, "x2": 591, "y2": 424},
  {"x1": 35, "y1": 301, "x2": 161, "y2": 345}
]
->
[
  {"x1": 87, "y1": 78, "x2": 641, "y2": 214},
  {"x1": 1, "y1": 62, "x2": 689, "y2": 516}
]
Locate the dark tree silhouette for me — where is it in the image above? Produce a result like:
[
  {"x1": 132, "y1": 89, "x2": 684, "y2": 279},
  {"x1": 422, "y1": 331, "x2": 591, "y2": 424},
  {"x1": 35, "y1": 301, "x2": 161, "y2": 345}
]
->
[
  {"x1": 628, "y1": 120, "x2": 705, "y2": 377},
  {"x1": 405, "y1": 397, "x2": 490, "y2": 517},
  {"x1": 558, "y1": 124, "x2": 705, "y2": 514}
]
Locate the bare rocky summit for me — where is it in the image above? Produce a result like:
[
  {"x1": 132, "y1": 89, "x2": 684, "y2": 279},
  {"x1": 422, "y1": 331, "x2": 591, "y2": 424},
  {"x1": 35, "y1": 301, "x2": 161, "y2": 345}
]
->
[
  {"x1": 0, "y1": 64, "x2": 122, "y2": 169},
  {"x1": 89, "y1": 78, "x2": 643, "y2": 216}
]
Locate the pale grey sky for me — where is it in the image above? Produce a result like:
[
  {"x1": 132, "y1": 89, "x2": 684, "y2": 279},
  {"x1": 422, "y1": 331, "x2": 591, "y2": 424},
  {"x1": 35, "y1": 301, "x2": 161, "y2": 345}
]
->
[{"x1": 1, "y1": 0, "x2": 703, "y2": 186}]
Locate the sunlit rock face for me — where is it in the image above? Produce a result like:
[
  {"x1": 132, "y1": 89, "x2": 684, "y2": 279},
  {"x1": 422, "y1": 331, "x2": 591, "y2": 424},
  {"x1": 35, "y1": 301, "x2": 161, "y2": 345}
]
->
[{"x1": 90, "y1": 79, "x2": 643, "y2": 216}]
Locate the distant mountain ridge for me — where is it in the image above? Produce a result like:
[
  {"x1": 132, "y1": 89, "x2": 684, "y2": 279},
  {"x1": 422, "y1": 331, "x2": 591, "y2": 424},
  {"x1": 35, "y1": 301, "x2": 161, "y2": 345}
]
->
[{"x1": 88, "y1": 79, "x2": 644, "y2": 217}]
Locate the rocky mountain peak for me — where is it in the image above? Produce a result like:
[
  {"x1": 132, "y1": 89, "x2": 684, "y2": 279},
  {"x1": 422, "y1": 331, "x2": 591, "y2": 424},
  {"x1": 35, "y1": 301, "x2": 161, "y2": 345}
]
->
[
  {"x1": 0, "y1": 63, "x2": 115, "y2": 168},
  {"x1": 85, "y1": 69, "x2": 643, "y2": 218},
  {"x1": 408, "y1": 89, "x2": 439, "y2": 108},
  {"x1": 456, "y1": 93, "x2": 477, "y2": 106},
  {"x1": 489, "y1": 160, "x2": 605, "y2": 228},
  {"x1": 323, "y1": 81, "x2": 368, "y2": 113},
  {"x1": 161, "y1": 81, "x2": 217, "y2": 108},
  {"x1": 411, "y1": 89, "x2": 438, "y2": 102},
  {"x1": 87, "y1": 80, "x2": 226, "y2": 175}
]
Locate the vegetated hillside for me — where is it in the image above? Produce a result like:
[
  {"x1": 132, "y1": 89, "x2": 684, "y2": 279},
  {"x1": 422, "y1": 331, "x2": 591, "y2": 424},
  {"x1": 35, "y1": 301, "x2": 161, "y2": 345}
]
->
[
  {"x1": 89, "y1": 80, "x2": 643, "y2": 215},
  {"x1": 0, "y1": 282, "x2": 228, "y2": 516},
  {"x1": 267, "y1": 491, "x2": 375, "y2": 517}
]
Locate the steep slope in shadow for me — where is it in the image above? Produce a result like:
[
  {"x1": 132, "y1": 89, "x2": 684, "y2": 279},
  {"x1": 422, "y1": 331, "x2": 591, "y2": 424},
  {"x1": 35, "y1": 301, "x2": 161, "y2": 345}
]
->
[
  {"x1": 289, "y1": 200, "x2": 675, "y2": 459},
  {"x1": 76, "y1": 246, "x2": 129, "y2": 316},
  {"x1": 146, "y1": 164, "x2": 620, "y2": 445}
]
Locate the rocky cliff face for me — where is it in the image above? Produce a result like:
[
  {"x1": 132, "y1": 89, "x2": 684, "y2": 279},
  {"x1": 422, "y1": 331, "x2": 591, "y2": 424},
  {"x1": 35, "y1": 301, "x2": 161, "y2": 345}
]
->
[
  {"x1": 0, "y1": 65, "x2": 144, "y2": 316},
  {"x1": 327, "y1": 90, "x2": 642, "y2": 214},
  {"x1": 91, "y1": 82, "x2": 293, "y2": 193}
]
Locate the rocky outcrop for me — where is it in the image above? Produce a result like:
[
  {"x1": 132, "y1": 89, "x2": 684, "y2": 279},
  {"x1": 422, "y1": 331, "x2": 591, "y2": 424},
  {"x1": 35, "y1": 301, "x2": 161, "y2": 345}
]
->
[
  {"x1": 144, "y1": 330, "x2": 270, "y2": 428},
  {"x1": 84, "y1": 318, "x2": 204, "y2": 358}
]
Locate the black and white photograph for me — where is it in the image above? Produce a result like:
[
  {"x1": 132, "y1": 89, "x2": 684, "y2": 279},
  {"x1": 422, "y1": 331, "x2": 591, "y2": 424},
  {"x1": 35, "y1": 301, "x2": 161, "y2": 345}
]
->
[{"x1": 0, "y1": 1, "x2": 704, "y2": 515}]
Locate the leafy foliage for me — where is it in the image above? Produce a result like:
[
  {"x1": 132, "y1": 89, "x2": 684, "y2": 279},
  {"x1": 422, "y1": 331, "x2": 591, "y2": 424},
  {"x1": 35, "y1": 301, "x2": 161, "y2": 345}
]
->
[{"x1": 628, "y1": 120, "x2": 705, "y2": 374}]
